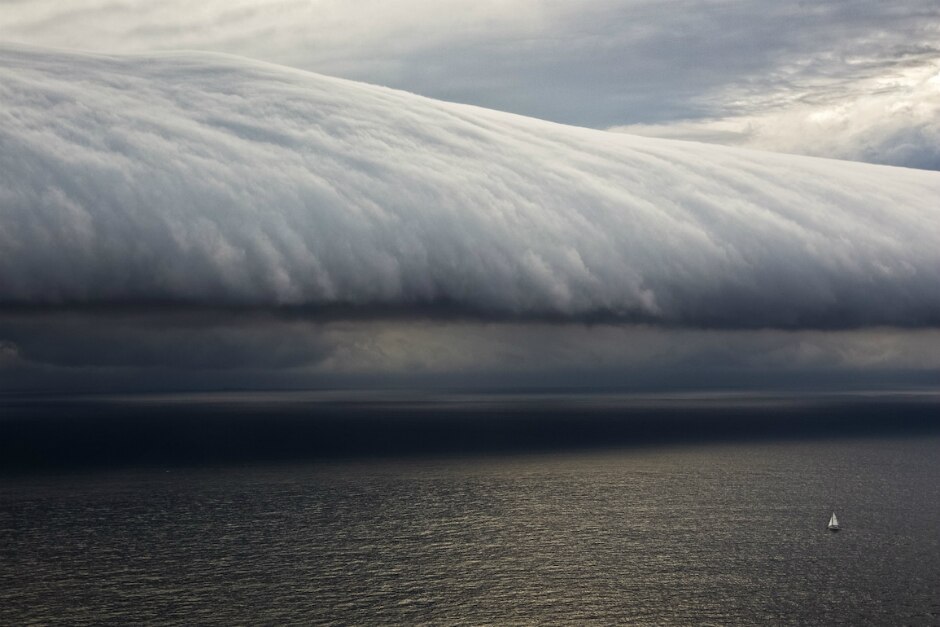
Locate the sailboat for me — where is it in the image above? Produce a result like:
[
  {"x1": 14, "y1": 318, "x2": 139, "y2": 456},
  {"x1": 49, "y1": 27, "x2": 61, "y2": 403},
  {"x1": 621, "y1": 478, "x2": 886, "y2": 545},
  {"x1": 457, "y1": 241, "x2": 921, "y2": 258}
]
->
[{"x1": 827, "y1": 512, "x2": 840, "y2": 532}]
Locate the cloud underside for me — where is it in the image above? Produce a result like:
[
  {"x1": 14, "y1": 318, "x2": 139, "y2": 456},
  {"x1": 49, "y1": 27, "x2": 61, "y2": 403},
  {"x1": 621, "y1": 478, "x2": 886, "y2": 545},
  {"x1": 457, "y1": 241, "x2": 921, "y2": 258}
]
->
[
  {"x1": 3, "y1": 313, "x2": 940, "y2": 393},
  {"x1": 3, "y1": 46, "x2": 940, "y2": 332}
]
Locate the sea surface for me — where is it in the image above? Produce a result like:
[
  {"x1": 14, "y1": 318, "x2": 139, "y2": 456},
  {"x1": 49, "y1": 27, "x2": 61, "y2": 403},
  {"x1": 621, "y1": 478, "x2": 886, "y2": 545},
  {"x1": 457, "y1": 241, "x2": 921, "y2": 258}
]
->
[{"x1": 2, "y1": 435, "x2": 939, "y2": 625}]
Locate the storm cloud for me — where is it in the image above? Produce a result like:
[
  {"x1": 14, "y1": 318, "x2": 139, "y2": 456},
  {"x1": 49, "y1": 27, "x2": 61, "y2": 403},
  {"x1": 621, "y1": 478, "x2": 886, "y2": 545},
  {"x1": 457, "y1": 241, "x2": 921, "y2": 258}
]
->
[
  {"x1": 2, "y1": 45, "x2": 940, "y2": 330},
  {"x1": 4, "y1": 310, "x2": 940, "y2": 394}
]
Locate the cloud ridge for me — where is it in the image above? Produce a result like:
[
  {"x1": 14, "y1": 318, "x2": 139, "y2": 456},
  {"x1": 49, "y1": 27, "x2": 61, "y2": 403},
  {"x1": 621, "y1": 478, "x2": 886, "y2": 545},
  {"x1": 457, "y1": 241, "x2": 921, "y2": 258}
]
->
[{"x1": 2, "y1": 45, "x2": 940, "y2": 329}]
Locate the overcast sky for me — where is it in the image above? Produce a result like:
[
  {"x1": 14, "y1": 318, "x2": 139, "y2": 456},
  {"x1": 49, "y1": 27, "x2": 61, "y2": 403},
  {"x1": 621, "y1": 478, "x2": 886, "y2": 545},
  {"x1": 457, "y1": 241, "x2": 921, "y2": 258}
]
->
[{"x1": 1, "y1": 3, "x2": 940, "y2": 393}]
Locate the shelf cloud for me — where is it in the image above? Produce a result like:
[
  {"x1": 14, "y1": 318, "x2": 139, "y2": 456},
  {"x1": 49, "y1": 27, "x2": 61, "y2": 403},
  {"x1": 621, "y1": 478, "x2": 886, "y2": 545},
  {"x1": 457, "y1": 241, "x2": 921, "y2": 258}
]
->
[
  {"x1": 2, "y1": 45, "x2": 940, "y2": 332},
  {"x1": 3, "y1": 45, "x2": 940, "y2": 333}
]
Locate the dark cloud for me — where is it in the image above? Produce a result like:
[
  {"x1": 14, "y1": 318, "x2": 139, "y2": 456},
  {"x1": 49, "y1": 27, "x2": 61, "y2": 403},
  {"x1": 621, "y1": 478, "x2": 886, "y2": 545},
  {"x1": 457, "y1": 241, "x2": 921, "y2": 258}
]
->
[
  {"x1": 3, "y1": 311, "x2": 940, "y2": 393},
  {"x1": 0, "y1": 339, "x2": 20, "y2": 365}
]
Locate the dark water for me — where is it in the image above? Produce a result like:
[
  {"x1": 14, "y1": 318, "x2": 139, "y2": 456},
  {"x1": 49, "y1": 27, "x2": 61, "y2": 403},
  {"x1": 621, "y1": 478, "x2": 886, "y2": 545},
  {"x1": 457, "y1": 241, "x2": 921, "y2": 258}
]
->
[{"x1": 2, "y1": 437, "x2": 939, "y2": 625}]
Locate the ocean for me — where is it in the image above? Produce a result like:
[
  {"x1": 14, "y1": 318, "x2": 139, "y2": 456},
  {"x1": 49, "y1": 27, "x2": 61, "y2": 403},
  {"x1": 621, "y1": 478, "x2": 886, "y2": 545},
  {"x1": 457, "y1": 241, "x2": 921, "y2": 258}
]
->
[{"x1": 2, "y1": 431, "x2": 938, "y2": 625}]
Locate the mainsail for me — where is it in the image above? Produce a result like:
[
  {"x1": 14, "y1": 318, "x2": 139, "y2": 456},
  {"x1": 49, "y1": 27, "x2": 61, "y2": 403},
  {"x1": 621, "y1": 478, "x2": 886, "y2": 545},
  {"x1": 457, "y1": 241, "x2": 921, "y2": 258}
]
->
[{"x1": 828, "y1": 512, "x2": 840, "y2": 530}]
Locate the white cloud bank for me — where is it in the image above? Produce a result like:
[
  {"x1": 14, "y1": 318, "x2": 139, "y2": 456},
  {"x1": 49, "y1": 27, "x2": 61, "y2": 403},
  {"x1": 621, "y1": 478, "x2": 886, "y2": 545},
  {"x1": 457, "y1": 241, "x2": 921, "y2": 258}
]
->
[{"x1": 2, "y1": 45, "x2": 940, "y2": 329}]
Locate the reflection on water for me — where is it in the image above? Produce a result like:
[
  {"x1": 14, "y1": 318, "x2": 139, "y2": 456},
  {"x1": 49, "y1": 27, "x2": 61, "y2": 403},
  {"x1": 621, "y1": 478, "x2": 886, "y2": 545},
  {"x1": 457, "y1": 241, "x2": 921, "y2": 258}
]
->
[{"x1": 2, "y1": 437, "x2": 939, "y2": 625}]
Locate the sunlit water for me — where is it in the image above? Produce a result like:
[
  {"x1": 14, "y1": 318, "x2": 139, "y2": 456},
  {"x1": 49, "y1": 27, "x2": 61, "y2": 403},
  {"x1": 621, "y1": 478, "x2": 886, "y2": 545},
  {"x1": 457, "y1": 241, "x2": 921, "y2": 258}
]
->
[{"x1": 2, "y1": 436, "x2": 939, "y2": 625}]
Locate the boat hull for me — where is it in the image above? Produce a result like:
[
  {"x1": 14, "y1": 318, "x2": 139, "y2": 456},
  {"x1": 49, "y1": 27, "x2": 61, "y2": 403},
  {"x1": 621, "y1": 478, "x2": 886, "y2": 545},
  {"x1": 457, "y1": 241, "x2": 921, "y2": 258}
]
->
[{"x1": 828, "y1": 527, "x2": 840, "y2": 532}]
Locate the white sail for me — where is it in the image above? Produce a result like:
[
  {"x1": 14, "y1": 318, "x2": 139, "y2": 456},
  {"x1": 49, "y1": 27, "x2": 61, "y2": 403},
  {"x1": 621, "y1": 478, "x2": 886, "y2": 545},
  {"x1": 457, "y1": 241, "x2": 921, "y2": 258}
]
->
[{"x1": 828, "y1": 512, "x2": 839, "y2": 528}]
